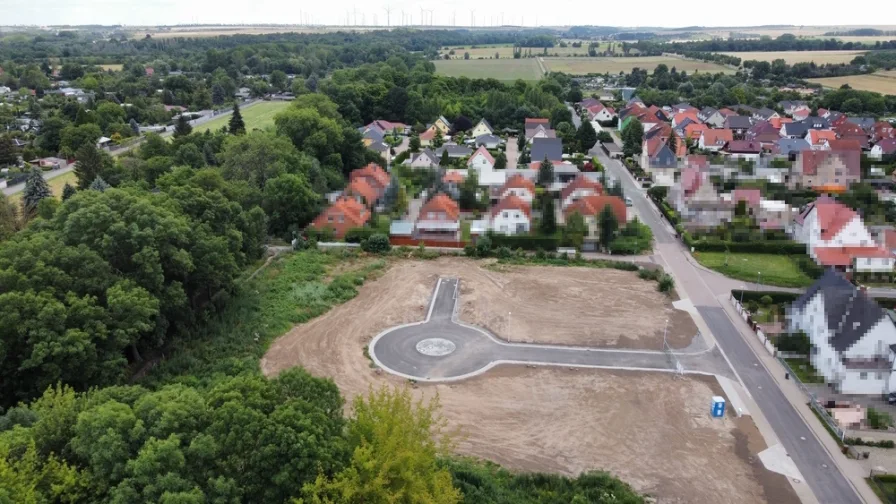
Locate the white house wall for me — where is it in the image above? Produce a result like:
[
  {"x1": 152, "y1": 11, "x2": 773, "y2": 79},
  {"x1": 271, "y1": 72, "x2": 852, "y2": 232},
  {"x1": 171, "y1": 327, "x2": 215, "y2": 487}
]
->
[
  {"x1": 491, "y1": 212, "x2": 530, "y2": 235},
  {"x1": 840, "y1": 371, "x2": 889, "y2": 395},
  {"x1": 502, "y1": 188, "x2": 534, "y2": 203},
  {"x1": 843, "y1": 317, "x2": 896, "y2": 359}
]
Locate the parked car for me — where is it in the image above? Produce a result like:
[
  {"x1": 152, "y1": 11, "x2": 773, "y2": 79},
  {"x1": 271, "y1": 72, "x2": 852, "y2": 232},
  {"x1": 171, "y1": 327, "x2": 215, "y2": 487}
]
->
[{"x1": 625, "y1": 196, "x2": 633, "y2": 207}]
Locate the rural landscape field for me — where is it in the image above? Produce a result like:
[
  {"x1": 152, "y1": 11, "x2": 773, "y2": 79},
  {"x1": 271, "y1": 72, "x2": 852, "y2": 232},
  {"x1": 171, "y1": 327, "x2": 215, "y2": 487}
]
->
[
  {"x1": 720, "y1": 50, "x2": 866, "y2": 64},
  {"x1": 543, "y1": 56, "x2": 734, "y2": 75},
  {"x1": 438, "y1": 42, "x2": 623, "y2": 59},
  {"x1": 434, "y1": 58, "x2": 544, "y2": 81},
  {"x1": 808, "y1": 70, "x2": 896, "y2": 95},
  {"x1": 192, "y1": 100, "x2": 290, "y2": 133}
]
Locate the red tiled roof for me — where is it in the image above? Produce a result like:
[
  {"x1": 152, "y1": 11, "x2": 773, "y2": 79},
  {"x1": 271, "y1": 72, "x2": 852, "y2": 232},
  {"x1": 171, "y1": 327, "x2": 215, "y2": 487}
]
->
[
  {"x1": 814, "y1": 247, "x2": 893, "y2": 267},
  {"x1": 500, "y1": 173, "x2": 536, "y2": 195},
  {"x1": 560, "y1": 174, "x2": 604, "y2": 202},
  {"x1": 346, "y1": 178, "x2": 379, "y2": 206},
  {"x1": 882, "y1": 229, "x2": 896, "y2": 251},
  {"x1": 799, "y1": 150, "x2": 860, "y2": 178},
  {"x1": 807, "y1": 129, "x2": 837, "y2": 145},
  {"x1": 814, "y1": 199, "x2": 858, "y2": 241},
  {"x1": 732, "y1": 189, "x2": 761, "y2": 207},
  {"x1": 311, "y1": 196, "x2": 369, "y2": 230},
  {"x1": 490, "y1": 194, "x2": 532, "y2": 219},
  {"x1": 350, "y1": 163, "x2": 390, "y2": 190},
  {"x1": 875, "y1": 138, "x2": 896, "y2": 155},
  {"x1": 563, "y1": 195, "x2": 626, "y2": 223},
  {"x1": 420, "y1": 129, "x2": 436, "y2": 141},
  {"x1": 701, "y1": 129, "x2": 733, "y2": 146},
  {"x1": 685, "y1": 123, "x2": 708, "y2": 140},
  {"x1": 680, "y1": 167, "x2": 703, "y2": 195},
  {"x1": 769, "y1": 117, "x2": 792, "y2": 129},
  {"x1": 827, "y1": 139, "x2": 862, "y2": 152},
  {"x1": 419, "y1": 193, "x2": 460, "y2": 221},
  {"x1": 718, "y1": 108, "x2": 736, "y2": 117},
  {"x1": 443, "y1": 171, "x2": 465, "y2": 183},
  {"x1": 684, "y1": 155, "x2": 709, "y2": 171},
  {"x1": 525, "y1": 118, "x2": 550, "y2": 126},
  {"x1": 834, "y1": 122, "x2": 865, "y2": 138},
  {"x1": 726, "y1": 140, "x2": 762, "y2": 153},
  {"x1": 467, "y1": 145, "x2": 496, "y2": 167}
]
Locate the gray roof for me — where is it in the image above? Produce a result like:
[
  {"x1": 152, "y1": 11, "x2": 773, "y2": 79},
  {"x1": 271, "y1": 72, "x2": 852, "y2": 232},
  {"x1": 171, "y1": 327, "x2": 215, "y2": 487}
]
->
[
  {"x1": 777, "y1": 138, "x2": 811, "y2": 155},
  {"x1": 368, "y1": 141, "x2": 389, "y2": 153},
  {"x1": 476, "y1": 118, "x2": 494, "y2": 131},
  {"x1": 798, "y1": 116, "x2": 830, "y2": 130},
  {"x1": 794, "y1": 270, "x2": 889, "y2": 352},
  {"x1": 650, "y1": 144, "x2": 677, "y2": 168},
  {"x1": 847, "y1": 117, "x2": 876, "y2": 130},
  {"x1": 620, "y1": 87, "x2": 636, "y2": 101},
  {"x1": 531, "y1": 137, "x2": 563, "y2": 162},
  {"x1": 783, "y1": 122, "x2": 809, "y2": 138},
  {"x1": 363, "y1": 128, "x2": 385, "y2": 142},
  {"x1": 698, "y1": 107, "x2": 719, "y2": 120},
  {"x1": 434, "y1": 144, "x2": 473, "y2": 158},
  {"x1": 724, "y1": 115, "x2": 754, "y2": 129},
  {"x1": 755, "y1": 107, "x2": 777, "y2": 119},
  {"x1": 475, "y1": 134, "x2": 502, "y2": 146},
  {"x1": 389, "y1": 221, "x2": 414, "y2": 236}
]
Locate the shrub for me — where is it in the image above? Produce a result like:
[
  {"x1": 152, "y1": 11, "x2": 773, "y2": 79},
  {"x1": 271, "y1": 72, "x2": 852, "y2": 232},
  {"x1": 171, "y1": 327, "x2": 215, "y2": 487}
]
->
[
  {"x1": 487, "y1": 232, "x2": 559, "y2": 251},
  {"x1": 345, "y1": 227, "x2": 378, "y2": 243},
  {"x1": 844, "y1": 437, "x2": 895, "y2": 448},
  {"x1": 360, "y1": 233, "x2": 391, "y2": 254},
  {"x1": 760, "y1": 295, "x2": 773, "y2": 306},
  {"x1": 476, "y1": 236, "x2": 492, "y2": 257},
  {"x1": 638, "y1": 268, "x2": 661, "y2": 281},
  {"x1": 868, "y1": 407, "x2": 894, "y2": 430},
  {"x1": 535, "y1": 248, "x2": 546, "y2": 259},
  {"x1": 775, "y1": 332, "x2": 810, "y2": 354},
  {"x1": 464, "y1": 244, "x2": 477, "y2": 257},
  {"x1": 731, "y1": 290, "x2": 798, "y2": 305},
  {"x1": 495, "y1": 246, "x2": 512, "y2": 259},
  {"x1": 658, "y1": 274, "x2": 674, "y2": 293}
]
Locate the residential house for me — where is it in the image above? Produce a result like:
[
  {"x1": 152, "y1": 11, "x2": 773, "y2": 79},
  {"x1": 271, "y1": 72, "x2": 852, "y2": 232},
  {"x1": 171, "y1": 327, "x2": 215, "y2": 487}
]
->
[
  {"x1": 577, "y1": 97, "x2": 601, "y2": 110},
  {"x1": 416, "y1": 193, "x2": 461, "y2": 240},
  {"x1": 362, "y1": 119, "x2": 409, "y2": 136},
  {"x1": 646, "y1": 105, "x2": 668, "y2": 123},
  {"x1": 350, "y1": 163, "x2": 390, "y2": 192},
  {"x1": 777, "y1": 138, "x2": 812, "y2": 158},
  {"x1": 780, "y1": 122, "x2": 809, "y2": 139},
  {"x1": 641, "y1": 136, "x2": 677, "y2": 184},
  {"x1": 443, "y1": 171, "x2": 466, "y2": 195},
  {"x1": 627, "y1": 95, "x2": 645, "y2": 107},
  {"x1": 668, "y1": 168, "x2": 732, "y2": 230},
  {"x1": 433, "y1": 115, "x2": 452, "y2": 134},
  {"x1": 792, "y1": 106, "x2": 812, "y2": 121},
  {"x1": 788, "y1": 150, "x2": 861, "y2": 191},
  {"x1": 419, "y1": 127, "x2": 437, "y2": 147},
  {"x1": 498, "y1": 174, "x2": 536, "y2": 203},
  {"x1": 725, "y1": 141, "x2": 762, "y2": 160},
  {"x1": 682, "y1": 154, "x2": 710, "y2": 171},
  {"x1": 871, "y1": 139, "x2": 896, "y2": 160},
  {"x1": 468, "y1": 145, "x2": 496, "y2": 173},
  {"x1": 723, "y1": 115, "x2": 754, "y2": 139},
  {"x1": 672, "y1": 111, "x2": 700, "y2": 129},
  {"x1": 309, "y1": 196, "x2": 370, "y2": 238},
  {"x1": 788, "y1": 270, "x2": 896, "y2": 395},
  {"x1": 527, "y1": 160, "x2": 581, "y2": 185},
  {"x1": 563, "y1": 194, "x2": 627, "y2": 239},
  {"x1": 697, "y1": 107, "x2": 726, "y2": 128},
  {"x1": 779, "y1": 100, "x2": 807, "y2": 115},
  {"x1": 834, "y1": 122, "x2": 871, "y2": 150},
  {"x1": 405, "y1": 149, "x2": 439, "y2": 168},
  {"x1": 29, "y1": 157, "x2": 67, "y2": 170},
  {"x1": 801, "y1": 116, "x2": 831, "y2": 131},
  {"x1": 747, "y1": 121, "x2": 784, "y2": 148},
  {"x1": 474, "y1": 134, "x2": 502, "y2": 149},
  {"x1": 345, "y1": 177, "x2": 381, "y2": 208},
  {"x1": 560, "y1": 173, "x2": 604, "y2": 208},
  {"x1": 699, "y1": 129, "x2": 734, "y2": 152},
  {"x1": 471, "y1": 118, "x2": 494, "y2": 137},
  {"x1": 758, "y1": 199, "x2": 794, "y2": 231},
  {"x1": 361, "y1": 127, "x2": 385, "y2": 147},
  {"x1": 753, "y1": 108, "x2": 779, "y2": 122},
  {"x1": 525, "y1": 118, "x2": 551, "y2": 128},
  {"x1": 684, "y1": 123, "x2": 709, "y2": 143},
  {"x1": 792, "y1": 196, "x2": 894, "y2": 273},
  {"x1": 847, "y1": 117, "x2": 876, "y2": 132},
  {"x1": 872, "y1": 121, "x2": 895, "y2": 143},
  {"x1": 434, "y1": 144, "x2": 473, "y2": 159},
  {"x1": 807, "y1": 129, "x2": 838, "y2": 150},
  {"x1": 489, "y1": 195, "x2": 532, "y2": 235},
  {"x1": 531, "y1": 138, "x2": 563, "y2": 163},
  {"x1": 525, "y1": 123, "x2": 557, "y2": 143},
  {"x1": 732, "y1": 188, "x2": 761, "y2": 214},
  {"x1": 586, "y1": 102, "x2": 617, "y2": 122},
  {"x1": 672, "y1": 102, "x2": 699, "y2": 114}
]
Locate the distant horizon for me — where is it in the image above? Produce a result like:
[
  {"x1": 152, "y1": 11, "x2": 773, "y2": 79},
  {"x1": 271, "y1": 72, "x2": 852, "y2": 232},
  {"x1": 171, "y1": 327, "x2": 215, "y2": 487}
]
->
[
  {"x1": 4, "y1": 23, "x2": 896, "y2": 31},
  {"x1": 2, "y1": 0, "x2": 895, "y2": 29}
]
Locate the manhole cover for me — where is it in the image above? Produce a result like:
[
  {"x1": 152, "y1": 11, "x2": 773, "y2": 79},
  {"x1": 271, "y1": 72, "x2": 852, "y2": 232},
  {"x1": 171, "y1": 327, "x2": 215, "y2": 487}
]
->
[{"x1": 416, "y1": 338, "x2": 456, "y2": 357}]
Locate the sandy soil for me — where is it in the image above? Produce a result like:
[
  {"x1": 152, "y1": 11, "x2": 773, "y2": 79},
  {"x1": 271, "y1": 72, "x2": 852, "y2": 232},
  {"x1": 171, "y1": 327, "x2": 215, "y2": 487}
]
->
[{"x1": 261, "y1": 257, "x2": 797, "y2": 504}]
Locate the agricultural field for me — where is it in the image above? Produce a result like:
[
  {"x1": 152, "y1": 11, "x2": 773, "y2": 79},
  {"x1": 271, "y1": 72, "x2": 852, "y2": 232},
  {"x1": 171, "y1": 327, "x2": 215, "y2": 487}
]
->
[
  {"x1": 808, "y1": 71, "x2": 896, "y2": 95},
  {"x1": 433, "y1": 58, "x2": 544, "y2": 81},
  {"x1": 719, "y1": 50, "x2": 865, "y2": 64},
  {"x1": 543, "y1": 56, "x2": 733, "y2": 75},
  {"x1": 191, "y1": 100, "x2": 291, "y2": 134},
  {"x1": 99, "y1": 64, "x2": 123, "y2": 71},
  {"x1": 261, "y1": 256, "x2": 799, "y2": 504},
  {"x1": 439, "y1": 42, "x2": 623, "y2": 59},
  {"x1": 130, "y1": 25, "x2": 343, "y2": 39}
]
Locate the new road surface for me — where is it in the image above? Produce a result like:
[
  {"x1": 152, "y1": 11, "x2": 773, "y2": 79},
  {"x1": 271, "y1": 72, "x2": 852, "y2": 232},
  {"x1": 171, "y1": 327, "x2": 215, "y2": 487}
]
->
[
  {"x1": 369, "y1": 277, "x2": 734, "y2": 381},
  {"x1": 592, "y1": 142, "x2": 862, "y2": 504}
]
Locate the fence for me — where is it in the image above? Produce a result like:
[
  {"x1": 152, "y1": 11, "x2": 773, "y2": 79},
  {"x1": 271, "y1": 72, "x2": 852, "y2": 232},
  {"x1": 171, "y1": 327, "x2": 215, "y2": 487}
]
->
[{"x1": 729, "y1": 295, "x2": 776, "y2": 355}]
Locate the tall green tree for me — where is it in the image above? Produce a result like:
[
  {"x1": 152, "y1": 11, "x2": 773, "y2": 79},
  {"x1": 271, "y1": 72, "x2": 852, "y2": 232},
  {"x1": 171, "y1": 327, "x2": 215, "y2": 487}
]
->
[
  {"x1": 494, "y1": 151, "x2": 507, "y2": 169},
  {"x1": 0, "y1": 135, "x2": 17, "y2": 166},
  {"x1": 667, "y1": 132, "x2": 678, "y2": 155},
  {"x1": 88, "y1": 176, "x2": 110, "y2": 192},
  {"x1": 537, "y1": 156, "x2": 554, "y2": 187},
  {"x1": 0, "y1": 194, "x2": 23, "y2": 240},
  {"x1": 576, "y1": 120, "x2": 598, "y2": 152},
  {"x1": 540, "y1": 196, "x2": 557, "y2": 235},
  {"x1": 263, "y1": 173, "x2": 320, "y2": 238},
  {"x1": 21, "y1": 169, "x2": 51, "y2": 218},
  {"x1": 439, "y1": 150, "x2": 450, "y2": 167},
  {"x1": 599, "y1": 204, "x2": 619, "y2": 251},
  {"x1": 229, "y1": 102, "x2": 246, "y2": 135},
  {"x1": 174, "y1": 114, "x2": 192, "y2": 138},
  {"x1": 301, "y1": 386, "x2": 461, "y2": 504},
  {"x1": 74, "y1": 143, "x2": 112, "y2": 189},
  {"x1": 621, "y1": 118, "x2": 644, "y2": 158},
  {"x1": 563, "y1": 211, "x2": 588, "y2": 249},
  {"x1": 61, "y1": 183, "x2": 77, "y2": 201}
]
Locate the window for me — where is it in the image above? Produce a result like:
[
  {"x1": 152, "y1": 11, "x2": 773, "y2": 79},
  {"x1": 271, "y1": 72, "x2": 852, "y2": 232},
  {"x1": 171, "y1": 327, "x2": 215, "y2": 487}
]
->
[
  {"x1": 338, "y1": 215, "x2": 344, "y2": 223},
  {"x1": 860, "y1": 372, "x2": 868, "y2": 380},
  {"x1": 503, "y1": 211, "x2": 509, "y2": 218},
  {"x1": 877, "y1": 373, "x2": 884, "y2": 380},
  {"x1": 327, "y1": 216, "x2": 334, "y2": 223}
]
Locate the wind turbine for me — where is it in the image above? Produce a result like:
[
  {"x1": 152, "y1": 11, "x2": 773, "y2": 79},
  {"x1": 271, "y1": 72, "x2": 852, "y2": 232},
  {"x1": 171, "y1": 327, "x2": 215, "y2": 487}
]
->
[
  {"x1": 384, "y1": 6, "x2": 392, "y2": 26},
  {"x1": 470, "y1": 9, "x2": 475, "y2": 27},
  {"x1": 419, "y1": 7, "x2": 424, "y2": 26},
  {"x1": 428, "y1": 9, "x2": 435, "y2": 25}
]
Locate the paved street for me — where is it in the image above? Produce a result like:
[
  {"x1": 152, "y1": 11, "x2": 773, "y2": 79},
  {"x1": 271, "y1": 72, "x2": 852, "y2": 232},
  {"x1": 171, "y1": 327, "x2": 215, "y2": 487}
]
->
[
  {"x1": 596, "y1": 147, "x2": 863, "y2": 504},
  {"x1": 370, "y1": 277, "x2": 734, "y2": 381}
]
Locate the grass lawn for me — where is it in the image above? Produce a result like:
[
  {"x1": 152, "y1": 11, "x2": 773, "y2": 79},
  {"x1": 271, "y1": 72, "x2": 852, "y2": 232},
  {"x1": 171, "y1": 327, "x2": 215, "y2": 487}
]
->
[
  {"x1": 433, "y1": 58, "x2": 544, "y2": 81},
  {"x1": 191, "y1": 100, "x2": 291, "y2": 134},
  {"x1": 543, "y1": 56, "x2": 733, "y2": 75},
  {"x1": 693, "y1": 251, "x2": 815, "y2": 288},
  {"x1": 784, "y1": 358, "x2": 825, "y2": 383},
  {"x1": 868, "y1": 477, "x2": 896, "y2": 503},
  {"x1": 7, "y1": 170, "x2": 77, "y2": 205}
]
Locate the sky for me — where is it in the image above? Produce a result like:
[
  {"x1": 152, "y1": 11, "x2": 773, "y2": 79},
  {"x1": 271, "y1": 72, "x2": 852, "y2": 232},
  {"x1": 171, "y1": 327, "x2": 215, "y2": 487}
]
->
[{"x1": 1, "y1": 0, "x2": 888, "y2": 28}]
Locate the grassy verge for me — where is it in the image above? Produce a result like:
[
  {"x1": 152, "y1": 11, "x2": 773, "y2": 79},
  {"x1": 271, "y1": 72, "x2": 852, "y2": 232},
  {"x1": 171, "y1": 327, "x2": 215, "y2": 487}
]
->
[
  {"x1": 693, "y1": 251, "x2": 815, "y2": 288},
  {"x1": 784, "y1": 358, "x2": 825, "y2": 383},
  {"x1": 461, "y1": 220, "x2": 471, "y2": 241},
  {"x1": 810, "y1": 404, "x2": 844, "y2": 447},
  {"x1": 7, "y1": 170, "x2": 77, "y2": 204},
  {"x1": 191, "y1": 100, "x2": 291, "y2": 134},
  {"x1": 141, "y1": 249, "x2": 386, "y2": 387}
]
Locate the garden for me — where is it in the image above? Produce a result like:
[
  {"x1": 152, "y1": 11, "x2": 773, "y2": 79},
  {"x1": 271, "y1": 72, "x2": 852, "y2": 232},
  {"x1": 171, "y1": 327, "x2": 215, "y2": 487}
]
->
[{"x1": 695, "y1": 251, "x2": 817, "y2": 288}]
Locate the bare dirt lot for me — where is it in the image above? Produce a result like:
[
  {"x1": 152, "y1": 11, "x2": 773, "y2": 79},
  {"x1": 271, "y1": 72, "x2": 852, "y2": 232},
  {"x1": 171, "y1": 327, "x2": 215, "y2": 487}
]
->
[{"x1": 261, "y1": 257, "x2": 797, "y2": 504}]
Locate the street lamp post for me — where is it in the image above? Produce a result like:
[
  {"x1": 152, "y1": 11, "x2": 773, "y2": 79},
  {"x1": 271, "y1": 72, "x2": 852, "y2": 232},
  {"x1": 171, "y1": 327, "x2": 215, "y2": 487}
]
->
[
  {"x1": 663, "y1": 318, "x2": 669, "y2": 349},
  {"x1": 740, "y1": 285, "x2": 746, "y2": 307},
  {"x1": 757, "y1": 271, "x2": 761, "y2": 290}
]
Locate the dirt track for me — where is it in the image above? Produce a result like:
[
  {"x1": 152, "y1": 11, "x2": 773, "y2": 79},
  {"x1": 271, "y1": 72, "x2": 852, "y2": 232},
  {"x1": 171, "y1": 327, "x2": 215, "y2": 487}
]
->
[{"x1": 261, "y1": 257, "x2": 797, "y2": 504}]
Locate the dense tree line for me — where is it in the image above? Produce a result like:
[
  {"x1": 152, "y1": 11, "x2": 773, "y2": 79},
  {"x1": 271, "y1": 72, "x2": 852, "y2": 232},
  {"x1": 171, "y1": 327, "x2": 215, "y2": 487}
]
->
[{"x1": 637, "y1": 33, "x2": 896, "y2": 54}]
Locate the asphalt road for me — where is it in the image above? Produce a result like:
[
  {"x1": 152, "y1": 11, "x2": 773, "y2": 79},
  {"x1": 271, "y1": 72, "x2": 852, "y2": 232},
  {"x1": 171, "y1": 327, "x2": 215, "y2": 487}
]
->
[
  {"x1": 370, "y1": 277, "x2": 733, "y2": 381},
  {"x1": 597, "y1": 148, "x2": 862, "y2": 504}
]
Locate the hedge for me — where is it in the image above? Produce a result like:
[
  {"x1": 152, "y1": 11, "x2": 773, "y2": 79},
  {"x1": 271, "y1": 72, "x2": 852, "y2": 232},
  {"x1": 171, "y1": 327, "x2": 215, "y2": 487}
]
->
[
  {"x1": 688, "y1": 239, "x2": 807, "y2": 255},
  {"x1": 731, "y1": 290, "x2": 799, "y2": 305},
  {"x1": 486, "y1": 233, "x2": 559, "y2": 251},
  {"x1": 344, "y1": 227, "x2": 378, "y2": 243}
]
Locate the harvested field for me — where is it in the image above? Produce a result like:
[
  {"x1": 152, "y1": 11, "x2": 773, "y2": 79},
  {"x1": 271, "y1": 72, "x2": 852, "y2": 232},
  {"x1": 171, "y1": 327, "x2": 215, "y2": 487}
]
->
[
  {"x1": 261, "y1": 257, "x2": 797, "y2": 504},
  {"x1": 99, "y1": 64, "x2": 123, "y2": 71},
  {"x1": 720, "y1": 50, "x2": 865, "y2": 64},
  {"x1": 808, "y1": 71, "x2": 896, "y2": 95},
  {"x1": 439, "y1": 42, "x2": 623, "y2": 59},
  {"x1": 543, "y1": 56, "x2": 733, "y2": 75},
  {"x1": 434, "y1": 58, "x2": 543, "y2": 81}
]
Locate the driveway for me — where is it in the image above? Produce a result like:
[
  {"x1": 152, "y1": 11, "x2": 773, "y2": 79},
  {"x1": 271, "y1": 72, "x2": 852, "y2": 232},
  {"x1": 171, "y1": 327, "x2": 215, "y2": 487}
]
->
[
  {"x1": 369, "y1": 277, "x2": 733, "y2": 381},
  {"x1": 505, "y1": 136, "x2": 519, "y2": 169}
]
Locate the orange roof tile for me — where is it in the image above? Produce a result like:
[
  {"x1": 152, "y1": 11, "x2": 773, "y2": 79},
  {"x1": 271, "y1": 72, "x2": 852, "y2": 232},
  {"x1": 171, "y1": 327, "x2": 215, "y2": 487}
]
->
[
  {"x1": 490, "y1": 194, "x2": 532, "y2": 219},
  {"x1": 311, "y1": 196, "x2": 369, "y2": 229},
  {"x1": 443, "y1": 171, "x2": 465, "y2": 183},
  {"x1": 419, "y1": 193, "x2": 460, "y2": 221},
  {"x1": 346, "y1": 178, "x2": 379, "y2": 206},
  {"x1": 814, "y1": 247, "x2": 893, "y2": 267},
  {"x1": 701, "y1": 129, "x2": 734, "y2": 146},
  {"x1": 563, "y1": 195, "x2": 626, "y2": 223},
  {"x1": 560, "y1": 174, "x2": 604, "y2": 202},
  {"x1": 350, "y1": 163, "x2": 390, "y2": 189},
  {"x1": 807, "y1": 129, "x2": 837, "y2": 145},
  {"x1": 814, "y1": 199, "x2": 858, "y2": 240},
  {"x1": 500, "y1": 173, "x2": 536, "y2": 195}
]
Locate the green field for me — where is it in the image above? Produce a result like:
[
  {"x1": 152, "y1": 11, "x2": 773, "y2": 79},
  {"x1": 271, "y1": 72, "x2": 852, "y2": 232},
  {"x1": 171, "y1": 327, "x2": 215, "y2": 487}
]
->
[
  {"x1": 693, "y1": 251, "x2": 815, "y2": 288},
  {"x1": 8, "y1": 170, "x2": 77, "y2": 205},
  {"x1": 543, "y1": 56, "x2": 733, "y2": 75},
  {"x1": 433, "y1": 58, "x2": 544, "y2": 81},
  {"x1": 192, "y1": 100, "x2": 291, "y2": 134}
]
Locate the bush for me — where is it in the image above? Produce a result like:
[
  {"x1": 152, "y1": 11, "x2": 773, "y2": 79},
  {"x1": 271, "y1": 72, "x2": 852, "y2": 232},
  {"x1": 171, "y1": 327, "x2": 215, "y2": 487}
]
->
[
  {"x1": 360, "y1": 233, "x2": 391, "y2": 254},
  {"x1": 344, "y1": 227, "x2": 378, "y2": 243},
  {"x1": 760, "y1": 295, "x2": 773, "y2": 306},
  {"x1": 495, "y1": 246, "x2": 512, "y2": 259},
  {"x1": 658, "y1": 274, "x2": 674, "y2": 293},
  {"x1": 464, "y1": 244, "x2": 477, "y2": 257},
  {"x1": 638, "y1": 268, "x2": 662, "y2": 281},
  {"x1": 476, "y1": 236, "x2": 492, "y2": 257},
  {"x1": 845, "y1": 437, "x2": 896, "y2": 448},
  {"x1": 775, "y1": 332, "x2": 810, "y2": 354},
  {"x1": 731, "y1": 290, "x2": 798, "y2": 305},
  {"x1": 868, "y1": 407, "x2": 894, "y2": 430},
  {"x1": 487, "y1": 232, "x2": 559, "y2": 251}
]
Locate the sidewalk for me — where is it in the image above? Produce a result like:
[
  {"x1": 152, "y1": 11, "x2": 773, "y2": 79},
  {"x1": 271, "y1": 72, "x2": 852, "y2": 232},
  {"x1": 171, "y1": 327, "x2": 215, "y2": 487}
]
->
[{"x1": 718, "y1": 294, "x2": 880, "y2": 504}]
